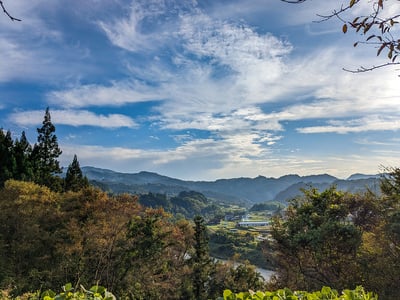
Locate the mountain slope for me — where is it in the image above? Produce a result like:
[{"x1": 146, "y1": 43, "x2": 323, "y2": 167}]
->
[{"x1": 82, "y1": 167, "x2": 381, "y2": 206}]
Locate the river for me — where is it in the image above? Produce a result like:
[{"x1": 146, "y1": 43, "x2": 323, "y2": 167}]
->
[{"x1": 215, "y1": 258, "x2": 274, "y2": 281}]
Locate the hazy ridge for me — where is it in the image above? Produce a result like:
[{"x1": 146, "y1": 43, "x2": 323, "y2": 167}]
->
[{"x1": 82, "y1": 166, "x2": 382, "y2": 206}]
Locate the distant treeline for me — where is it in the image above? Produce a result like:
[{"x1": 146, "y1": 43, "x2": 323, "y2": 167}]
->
[{"x1": 0, "y1": 108, "x2": 88, "y2": 192}]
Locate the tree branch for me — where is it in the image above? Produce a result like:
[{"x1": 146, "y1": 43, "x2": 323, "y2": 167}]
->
[
  {"x1": 0, "y1": 0, "x2": 21, "y2": 21},
  {"x1": 280, "y1": 0, "x2": 307, "y2": 3},
  {"x1": 343, "y1": 62, "x2": 400, "y2": 73}
]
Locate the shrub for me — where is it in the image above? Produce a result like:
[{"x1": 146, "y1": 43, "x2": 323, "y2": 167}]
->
[{"x1": 220, "y1": 286, "x2": 377, "y2": 300}]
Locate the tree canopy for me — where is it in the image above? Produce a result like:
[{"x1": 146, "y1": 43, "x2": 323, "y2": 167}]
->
[
  {"x1": 32, "y1": 107, "x2": 63, "y2": 189},
  {"x1": 267, "y1": 171, "x2": 400, "y2": 299}
]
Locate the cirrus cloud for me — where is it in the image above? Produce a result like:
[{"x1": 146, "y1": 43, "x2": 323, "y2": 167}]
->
[{"x1": 9, "y1": 109, "x2": 137, "y2": 128}]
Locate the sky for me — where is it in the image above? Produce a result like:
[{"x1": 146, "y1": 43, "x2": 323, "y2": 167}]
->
[{"x1": 1, "y1": 0, "x2": 400, "y2": 181}]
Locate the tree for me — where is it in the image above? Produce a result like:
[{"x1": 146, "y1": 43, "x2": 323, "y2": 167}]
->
[
  {"x1": 365, "y1": 167, "x2": 400, "y2": 299},
  {"x1": 281, "y1": 0, "x2": 400, "y2": 72},
  {"x1": 0, "y1": 130, "x2": 16, "y2": 187},
  {"x1": 32, "y1": 107, "x2": 62, "y2": 190},
  {"x1": 13, "y1": 131, "x2": 33, "y2": 182},
  {"x1": 189, "y1": 215, "x2": 215, "y2": 300},
  {"x1": 0, "y1": 180, "x2": 63, "y2": 294},
  {"x1": 64, "y1": 154, "x2": 89, "y2": 192},
  {"x1": 270, "y1": 187, "x2": 363, "y2": 291}
]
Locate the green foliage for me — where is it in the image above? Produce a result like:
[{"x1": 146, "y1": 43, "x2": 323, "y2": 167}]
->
[
  {"x1": 269, "y1": 187, "x2": 364, "y2": 291},
  {"x1": 266, "y1": 177, "x2": 400, "y2": 299},
  {"x1": 215, "y1": 262, "x2": 265, "y2": 295},
  {"x1": 0, "y1": 129, "x2": 16, "y2": 186},
  {"x1": 249, "y1": 202, "x2": 283, "y2": 213},
  {"x1": 16, "y1": 284, "x2": 116, "y2": 300},
  {"x1": 64, "y1": 154, "x2": 89, "y2": 192},
  {"x1": 139, "y1": 190, "x2": 223, "y2": 220},
  {"x1": 32, "y1": 107, "x2": 62, "y2": 190},
  {"x1": 13, "y1": 131, "x2": 34, "y2": 182},
  {"x1": 1, "y1": 108, "x2": 89, "y2": 193},
  {"x1": 221, "y1": 286, "x2": 377, "y2": 300},
  {"x1": 209, "y1": 228, "x2": 269, "y2": 269},
  {"x1": 189, "y1": 215, "x2": 215, "y2": 300}
]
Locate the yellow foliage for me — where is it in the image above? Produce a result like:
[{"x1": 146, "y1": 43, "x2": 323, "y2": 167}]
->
[{"x1": 3, "y1": 179, "x2": 56, "y2": 204}]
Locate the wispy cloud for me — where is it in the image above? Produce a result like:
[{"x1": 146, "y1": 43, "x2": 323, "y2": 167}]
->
[
  {"x1": 48, "y1": 81, "x2": 163, "y2": 108},
  {"x1": 9, "y1": 110, "x2": 137, "y2": 128},
  {"x1": 99, "y1": 0, "x2": 197, "y2": 52},
  {"x1": 297, "y1": 115, "x2": 400, "y2": 134},
  {"x1": 60, "y1": 138, "x2": 399, "y2": 180}
]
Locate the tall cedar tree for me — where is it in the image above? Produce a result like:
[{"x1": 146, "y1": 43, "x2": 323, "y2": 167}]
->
[
  {"x1": 32, "y1": 107, "x2": 62, "y2": 190},
  {"x1": 191, "y1": 215, "x2": 215, "y2": 300},
  {"x1": 0, "y1": 129, "x2": 16, "y2": 186},
  {"x1": 64, "y1": 154, "x2": 88, "y2": 192},
  {"x1": 13, "y1": 131, "x2": 33, "y2": 181}
]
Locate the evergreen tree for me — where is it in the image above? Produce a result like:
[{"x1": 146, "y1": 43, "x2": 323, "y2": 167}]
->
[
  {"x1": 64, "y1": 154, "x2": 89, "y2": 192},
  {"x1": 191, "y1": 215, "x2": 215, "y2": 300},
  {"x1": 13, "y1": 131, "x2": 33, "y2": 181},
  {"x1": 0, "y1": 129, "x2": 16, "y2": 186},
  {"x1": 32, "y1": 107, "x2": 62, "y2": 190}
]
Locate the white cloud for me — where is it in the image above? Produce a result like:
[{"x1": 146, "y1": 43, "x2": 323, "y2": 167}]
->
[
  {"x1": 9, "y1": 110, "x2": 137, "y2": 128},
  {"x1": 60, "y1": 137, "x2": 400, "y2": 180},
  {"x1": 0, "y1": 39, "x2": 46, "y2": 82},
  {"x1": 48, "y1": 81, "x2": 163, "y2": 108},
  {"x1": 298, "y1": 115, "x2": 400, "y2": 134},
  {"x1": 98, "y1": 0, "x2": 197, "y2": 52}
]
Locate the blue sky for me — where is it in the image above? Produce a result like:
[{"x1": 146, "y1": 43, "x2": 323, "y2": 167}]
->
[{"x1": 1, "y1": 0, "x2": 400, "y2": 180}]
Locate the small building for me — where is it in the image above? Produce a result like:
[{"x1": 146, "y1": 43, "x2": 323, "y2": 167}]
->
[{"x1": 237, "y1": 220, "x2": 269, "y2": 227}]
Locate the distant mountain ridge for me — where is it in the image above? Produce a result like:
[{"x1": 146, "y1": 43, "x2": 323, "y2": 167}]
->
[{"x1": 82, "y1": 166, "x2": 382, "y2": 206}]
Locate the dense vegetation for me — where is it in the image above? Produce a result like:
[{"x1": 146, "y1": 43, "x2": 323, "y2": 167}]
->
[
  {"x1": 0, "y1": 108, "x2": 88, "y2": 192},
  {"x1": 221, "y1": 286, "x2": 377, "y2": 300},
  {"x1": 265, "y1": 174, "x2": 400, "y2": 299},
  {"x1": 139, "y1": 191, "x2": 223, "y2": 220},
  {"x1": 0, "y1": 109, "x2": 264, "y2": 299},
  {"x1": 0, "y1": 179, "x2": 267, "y2": 299},
  {"x1": 1, "y1": 108, "x2": 399, "y2": 299}
]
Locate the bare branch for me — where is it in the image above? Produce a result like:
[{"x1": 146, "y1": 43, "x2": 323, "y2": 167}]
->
[
  {"x1": 343, "y1": 62, "x2": 400, "y2": 73},
  {"x1": 281, "y1": 0, "x2": 400, "y2": 73},
  {"x1": 280, "y1": 0, "x2": 307, "y2": 3},
  {"x1": 0, "y1": 0, "x2": 21, "y2": 21}
]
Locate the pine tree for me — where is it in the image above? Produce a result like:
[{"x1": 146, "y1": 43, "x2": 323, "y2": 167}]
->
[
  {"x1": 13, "y1": 131, "x2": 33, "y2": 181},
  {"x1": 64, "y1": 154, "x2": 89, "y2": 192},
  {"x1": 0, "y1": 129, "x2": 16, "y2": 187},
  {"x1": 191, "y1": 215, "x2": 215, "y2": 300},
  {"x1": 32, "y1": 107, "x2": 62, "y2": 190}
]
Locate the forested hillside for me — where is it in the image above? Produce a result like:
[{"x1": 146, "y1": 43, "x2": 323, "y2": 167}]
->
[
  {"x1": 83, "y1": 166, "x2": 382, "y2": 206},
  {"x1": 0, "y1": 109, "x2": 265, "y2": 299},
  {"x1": 1, "y1": 109, "x2": 400, "y2": 299}
]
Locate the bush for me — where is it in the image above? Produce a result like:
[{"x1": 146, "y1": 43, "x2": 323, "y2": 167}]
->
[
  {"x1": 0, "y1": 284, "x2": 115, "y2": 300},
  {"x1": 220, "y1": 286, "x2": 377, "y2": 300}
]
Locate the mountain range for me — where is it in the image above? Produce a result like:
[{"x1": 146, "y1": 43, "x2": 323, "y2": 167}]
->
[{"x1": 82, "y1": 167, "x2": 383, "y2": 206}]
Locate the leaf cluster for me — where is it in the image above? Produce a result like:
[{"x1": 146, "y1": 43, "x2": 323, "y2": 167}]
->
[{"x1": 221, "y1": 286, "x2": 377, "y2": 300}]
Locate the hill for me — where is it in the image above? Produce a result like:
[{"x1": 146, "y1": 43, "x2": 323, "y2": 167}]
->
[{"x1": 82, "y1": 167, "x2": 382, "y2": 206}]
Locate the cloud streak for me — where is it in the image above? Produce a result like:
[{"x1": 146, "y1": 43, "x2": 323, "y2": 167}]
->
[{"x1": 9, "y1": 110, "x2": 137, "y2": 128}]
